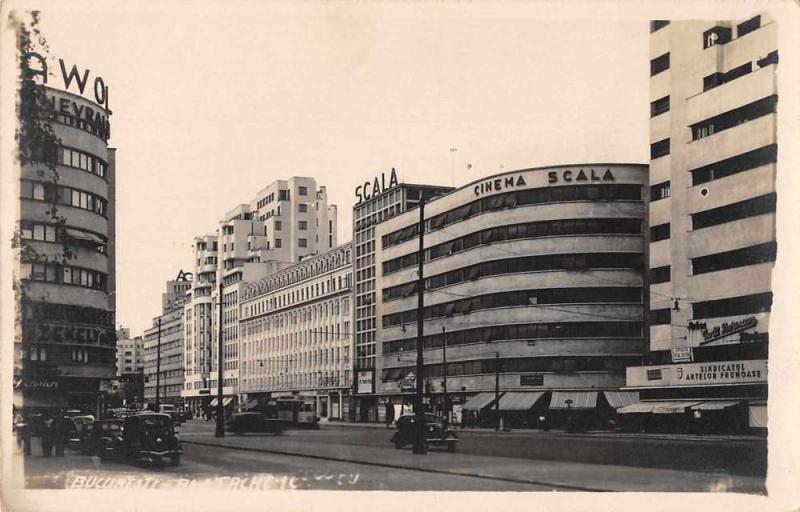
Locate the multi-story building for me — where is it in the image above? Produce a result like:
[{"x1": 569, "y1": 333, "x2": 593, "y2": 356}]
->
[
  {"x1": 14, "y1": 54, "x2": 116, "y2": 415},
  {"x1": 115, "y1": 327, "x2": 144, "y2": 405},
  {"x1": 351, "y1": 169, "x2": 452, "y2": 422},
  {"x1": 143, "y1": 277, "x2": 191, "y2": 407},
  {"x1": 182, "y1": 177, "x2": 337, "y2": 414},
  {"x1": 239, "y1": 243, "x2": 354, "y2": 420},
  {"x1": 376, "y1": 165, "x2": 648, "y2": 428},
  {"x1": 623, "y1": 17, "x2": 776, "y2": 432}
]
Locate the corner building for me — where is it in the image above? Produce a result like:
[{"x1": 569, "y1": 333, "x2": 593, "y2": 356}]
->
[
  {"x1": 623, "y1": 17, "x2": 776, "y2": 432},
  {"x1": 16, "y1": 62, "x2": 116, "y2": 415},
  {"x1": 376, "y1": 164, "x2": 648, "y2": 428}
]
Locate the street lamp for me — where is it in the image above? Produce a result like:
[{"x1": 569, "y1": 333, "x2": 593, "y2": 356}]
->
[
  {"x1": 215, "y1": 282, "x2": 224, "y2": 438},
  {"x1": 413, "y1": 194, "x2": 427, "y2": 455},
  {"x1": 441, "y1": 326, "x2": 449, "y2": 428}
]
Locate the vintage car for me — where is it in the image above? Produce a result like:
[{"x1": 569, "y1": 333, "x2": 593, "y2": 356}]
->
[
  {"x1": 66, "y1": 415, "x2": 95, "y2": 445},
  {"x1": 116, "y1": 413, "x2": 182, "y2": 466},
  {"x1": 226, "y1": 412, "x2": 284, "y2": 435},
  {"x1": 82, "y1": 419, "x2": 124, "y2": 457},
  {"x1": 390, "y1": 413, "x2": 458, "y2": 452}
]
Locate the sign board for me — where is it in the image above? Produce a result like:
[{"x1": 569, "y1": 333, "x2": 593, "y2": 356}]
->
[
  {"x1": 671, "y1": 347, "x2": 693, "y2": 363},
  {"x1": 355, "y1": 168, "x2": 399, "y2": 204},
  {"x1": 626, "y1": 359, "x2": 767, "y2": 388},
  {"x1": 356, "y1": 370, "x2": 374, "y2": 394}
]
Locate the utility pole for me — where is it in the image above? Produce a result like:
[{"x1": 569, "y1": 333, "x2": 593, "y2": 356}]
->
[
  {"x1": 155, "y1": 317, "x2": 161, "y2": 409},
  {"x1": 495, "y1": 351, "x2": 501, "y2": 431},
  {"x1": 215, "y1": 282, "x2": 225, "y2": 438},
  {"x1": 442, "y1": 325, "x2": 448, "y2": 428},
  {"x1": 413, "y1": 195, "x2": 427, "y2": 455}
]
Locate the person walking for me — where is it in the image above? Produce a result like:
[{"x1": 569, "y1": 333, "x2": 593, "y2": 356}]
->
[
  {"x1": 40, "y1": 414, "x2": 54, "y2": 457},
  {"x1": 385, "y1": 401, "x2": 395, "y2": 428}
]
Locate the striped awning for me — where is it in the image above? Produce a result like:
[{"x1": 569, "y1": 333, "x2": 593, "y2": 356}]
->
[
  {"x1": 617, "y1": 402, "x2": 657, "y2": 414},
  {"x1": 208, "y1": 397, "x2": 234, "y2": 408},
  {"x1": 690, "y1": 401, "x2": 740, "y2": 411},
  {"x1": 243, "y1": 400, "x2": 258, "y2": 410},
  {"x1": 462, "y1": 392, "x2": 500, "y2": 410},
  {"x1": 498, "y1": 392, "x2": 545, "y2": 411},
  {"x1": 604, "y1": 391, "x2": 640, "y2": 409},
  {"x1": 549, "y1": 391, "x2": 598, "y2": 410}
]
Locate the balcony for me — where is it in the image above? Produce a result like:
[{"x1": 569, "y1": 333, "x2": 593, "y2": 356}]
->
[
  {"x1": 687, "y1": 65, "x2": 776, "y2": 126},
  {"x1": 687, "y1": 114, "x2": 776, "y2": 171},
  {"x1": 687, "y1": 213, "x2": 775, "y2": 258}
]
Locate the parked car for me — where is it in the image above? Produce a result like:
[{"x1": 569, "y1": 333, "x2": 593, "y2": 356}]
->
[
  {"x1": 66, "y1": 415, "x2": 95, "y2": 446},
  {"x1": 157, "y1": 404, "x2": 182, "y2": 425},
  {"x1": 116, "y1": 413, "x2": 182, "y2": 466},
  {"x1": 390, "y1": 413, "x2": 458, "y2": 452},
  {"x1": 81, "y1": 419, "x2": 124, "y2": 457},
  {"x1": 226, "y1": 412, "x2": 284, "y2": 435}
]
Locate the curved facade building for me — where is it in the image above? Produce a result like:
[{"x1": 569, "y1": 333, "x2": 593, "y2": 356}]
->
[
  {"x1": 375, "y1": 164, "x2": 647, "y2": 426},
  {"x1": 16, "y1": 70, "x2": 116, "y2": 413}
]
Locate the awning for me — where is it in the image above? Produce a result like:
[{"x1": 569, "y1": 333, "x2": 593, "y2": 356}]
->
[
  {"x1": 604, "y1": 391, "x2": 640, "y2": 409},
  {"x1": 549, "y1": 391, "x2": 598, "y2": 409},
  {"x1": 498, "y1": 392, "x2": 545, "y2": 411},
  {"x1": 462, "y1": 392, "x2": 500, "y2": 410},
  {"x1": 617, "y1": 402, "x2": 657, "y2": 414},
  {"x1": 749, "y1": 404, "x2": 767, "y2": 428},
  {"x1": 13, "y1": 391, "x2": 69, "y2": 409},
  {"x1": 209, "y1": 398, "x2": 218, "y2": 407},
  {"x1": 65, "y1": 228, "x2": 104, "y2": 245},
  {"x1": 690, "y1": 401, "x2": 741, "y2": 411},
  {"x1": 208, "y1": 397, "x2": 233, "y2": 407},
  {"x1": 243, "y1": 400, "x2": 258, "y2": 410},
  {"x1": 653, "y1": 402, "x2": 701, "y2": 414}
]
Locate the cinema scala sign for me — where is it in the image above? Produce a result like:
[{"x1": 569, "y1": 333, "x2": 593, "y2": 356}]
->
[
  {"x1": 473, "y1": 168, "x2": 616, "y2": 197},
  {"x1": 355, "y1": 168, "x2": 399, "y2": 204}
]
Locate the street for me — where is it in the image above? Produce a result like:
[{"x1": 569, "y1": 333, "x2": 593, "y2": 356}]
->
[{"x1": 13, "y1": 419, "x2": 766, "y2": 493}]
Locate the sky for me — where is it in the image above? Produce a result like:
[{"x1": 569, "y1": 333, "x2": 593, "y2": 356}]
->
[{"x1": 24, "y1": 2, "x2": 658, "y2": 334}]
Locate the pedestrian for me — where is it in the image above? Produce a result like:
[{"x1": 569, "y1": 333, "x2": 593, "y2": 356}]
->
[
  {"x1": 40, "y1": 414, "x2": 54, "y2": 457},
  {"x1": 385, "y1": 401, "x2": 395, "y2": 428},
  {"x1": 54, "y1": 412, "x2": 66, "y2": 457}
]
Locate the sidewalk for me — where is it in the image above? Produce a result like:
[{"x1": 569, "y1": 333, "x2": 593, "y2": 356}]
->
[{"x1": 181, "y1": 430, "x2": 765, "y2": 493}]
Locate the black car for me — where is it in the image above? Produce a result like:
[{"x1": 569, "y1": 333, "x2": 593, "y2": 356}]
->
[
  {"x1": 82, "y1": 419, "x2": 124, "y2": 457},
  {"x1": 226, "y1": 412, "x2": 284, "y2": 435},
  {"x1": 390, "y1": 413, "x2": 458, "y2": 452},
  {"x1": 116, "y1": 413, "x2": 182, "y2": 466}
]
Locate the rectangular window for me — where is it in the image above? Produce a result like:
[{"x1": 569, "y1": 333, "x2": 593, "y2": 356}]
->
[
  {"x1": 650, "y1": 53, "x2": 670, "y2": 76},
  {"x1": 646, "y1": 369, "x2": 663, "y2": 381},
  {"x1": 725, "y1": 62, "x2": 753, "y2": 83},
  {"x1": 649, "y1": 265, "x2": 671, "y2": 284},
  {"x1": 298, "y1": 186, "x2": 308, "y2": 196},
  {"x1": 275, "y1": 239, "x2": 282, "y2": 248},
  {"x1": 650, "y1": 20, "x2": 669, "y2": 32},
  {"x1": 693, "y1": 291, "x2": 771, "y2": 319},
  {"x1": 298, "y1": 203, "x2": 308, "y2": 213},
  {"x1": 650, "y1": 181, "x2": 671, "y2": 201},
  {"x1": 520, "y1": 374, "x2": 544, "y2": 386},
  {"x1": 691, "y1": 96, "x2": 777, "y2": 141},
  {"x1": 650, "y1": 138, "x2": 670, "y2": 159},
  {"x1": 737, "y1": 15, "x2": 761, "y2": 38},
  {"x1": 692, "y1": 242, "x2": 777, "y2": 275},
  {"x1": 703, "y1": 26, "x2": 732, "y2": 48},
  {"x1": 650, "y1": 308, "x2": 671, "y2": 326},
  {"x1": 703, "y1": 72, "x2": 726, "y2": 91},
  {"x1": 33, "y1": 183, "x2": 45, "y2": 201},
  {"x1": 691, "y1": 193, "x2": 776, "y2": 230},
  {"x1": 690, "y1": 144, "x2": 777, "y2": 185},
  {"x1": 650, "y1": 96, "x2": 670, "y2": 117},
  {"x1": 299, "y1": 220, "x2": 307, "y2": 230},
  {"x1": 650, "y1": 223, "x2": 670, "y2": 242}
]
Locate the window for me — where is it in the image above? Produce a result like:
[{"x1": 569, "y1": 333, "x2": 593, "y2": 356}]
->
[
  {"x1": 725, "y1": 62, "x2": 752, "y2": 83},
  {"x1": 703, "y1": 26, "x2": 732, "y2": 48},
  {"x1": 650, "y1": 53, "x2": 670, "y2": 76},
  {"x1": 690, "y1": 144, "x2": 777, "y2": 186},
  {"x1": 650, "y1": 223, "x2": 670, "y2": 242},
  {"x1": 298, "y1": 186, "x2": 308, "y2": 196},
  {"x1": 278, "y1": 189, "x2": 289, "y2": 201},
  {"x1": 298, "y1": 203, "x2": 308, "y2": 213},
  {"x1": 649, "y1": 265, "x2": 671, "y2": 284},
  {"x1": 275, "y1": 239, "x2": 282, "y2": 248},
  {"x1": 650, "y1": 138, "x2": 670, "y2": 159},
  {"x1": 692, "y1": 242, "x2": 776, "y2": 275},
  {"x1": 691, "y1": 96, "x2": 777, "y2": 141},
  {"x1": 757, "y1": 50, "x2": 779, "y2": 68},
  {"x1": 299, "y1": 221, "x2": 307, "y2": 230},
  {"x1": 703, "y1": 72, "x2": 726, "y2": 91},
  {"x1": 650, "y1": 181, "x2": 671, "y2": 201},
  {"x1": 650, "y1": 96, "x2": 670, "y2": 117},
  {"x1": 646, "y1": 369, "x2": 663, "y2": 381},
  {"x1": 275, "y1": 221, "x2": 282, "y2": 231},
  {"x1": 693, "y1": 292, "x2": 771, "y2": 319},
  {"x1": 299, "y1": 238, "x2": 307, "y2": 248},
  {"x1": 520, "y1": 374, "x2": 544, "y2": 386},
  {"x1": 650, "y1": 20, "x2": 669, "y2": 32},
  {"x1": 691, "y1": 193, "x2": 776, "y2": 230},
  {"x1": 650, "y1": 308, "x2": 671, "y2": 326},
  {"x1": 737, "y1": 15, "x2": 760, "y2": 38}
]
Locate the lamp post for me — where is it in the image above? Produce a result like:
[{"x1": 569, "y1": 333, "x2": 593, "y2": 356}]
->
[
  {"x1": 495, "y1": 351, "x2": 501, "y2": 431},
  {"x1": 215, "y1": 282, "x2": 224, "y2": 438},
  {"x1": 413, "y1": 195, "x2": 427, "y2": 455},
  {"x1": 442, "y1": 326, "x2": 448, "y2": 428},
  {"x1": 155, "y1": 318, "x2": 161, "y2": 409}
]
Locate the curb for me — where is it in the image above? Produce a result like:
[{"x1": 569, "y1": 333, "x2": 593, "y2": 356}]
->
[{"x1": 182, "y1": 439, "x2": 611, "y2": 492}]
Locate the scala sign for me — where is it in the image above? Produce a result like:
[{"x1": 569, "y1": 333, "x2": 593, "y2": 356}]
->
[
  {"x1": 547, "y1": 168, "x2": 616, "y2": 184},
  {"x1": 355, "y1": 168, "x2": 399, "y2": 204}
]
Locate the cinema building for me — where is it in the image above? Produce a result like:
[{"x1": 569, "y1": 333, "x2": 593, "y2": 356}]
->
[
  {"x1": 375, "y1": 164, "x2": 648, "y2": 428},
  {"x1": 620, "y1": 17, "x2": 777, "y2": 433},
  {"x1": 15, "y1": 56, "x2": 116, "y2": 415}
]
